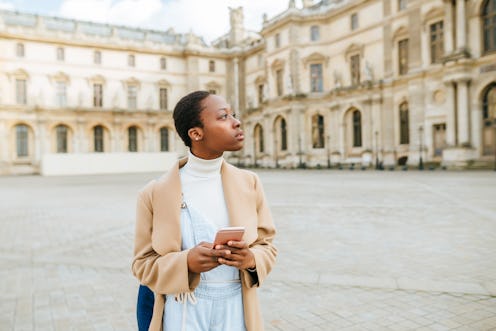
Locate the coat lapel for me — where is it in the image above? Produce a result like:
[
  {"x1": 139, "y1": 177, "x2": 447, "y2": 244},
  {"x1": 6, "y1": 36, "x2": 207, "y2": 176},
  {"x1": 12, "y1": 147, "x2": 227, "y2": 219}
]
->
[
  {"x1": 151, "y1": 158, "x2": 187, "y2": 255},
  {"x1": 221, "y1": 161, "x2": 257, "y2": 244}
]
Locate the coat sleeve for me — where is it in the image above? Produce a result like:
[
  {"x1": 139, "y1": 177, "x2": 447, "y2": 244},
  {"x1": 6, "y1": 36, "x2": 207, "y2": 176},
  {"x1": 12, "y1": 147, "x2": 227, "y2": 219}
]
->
[
  {"x1": 131, "y1": 182, "x2": 201, "y2": 294},
  {"x1": 241, "y1": 173, "x2": 277, "y2": 288}
]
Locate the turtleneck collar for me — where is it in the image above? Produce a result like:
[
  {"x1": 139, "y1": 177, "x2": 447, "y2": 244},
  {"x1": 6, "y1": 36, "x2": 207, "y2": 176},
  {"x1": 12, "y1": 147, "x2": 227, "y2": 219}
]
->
[{"x1": 182, "y1": 150, "x2": 223, "y2": 178}]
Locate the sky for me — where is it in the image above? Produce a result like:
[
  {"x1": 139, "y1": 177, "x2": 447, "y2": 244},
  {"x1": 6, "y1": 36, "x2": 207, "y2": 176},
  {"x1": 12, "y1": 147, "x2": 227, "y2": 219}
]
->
[{"x1": 0, "y1": 0, "x2": 294, "y2": 43}]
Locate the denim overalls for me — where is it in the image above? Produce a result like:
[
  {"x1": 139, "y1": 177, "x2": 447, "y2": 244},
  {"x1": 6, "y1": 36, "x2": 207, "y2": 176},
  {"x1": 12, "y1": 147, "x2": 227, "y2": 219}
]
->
[{"x1": 163, "y1": 199, "x2": 247, "y2": 331}]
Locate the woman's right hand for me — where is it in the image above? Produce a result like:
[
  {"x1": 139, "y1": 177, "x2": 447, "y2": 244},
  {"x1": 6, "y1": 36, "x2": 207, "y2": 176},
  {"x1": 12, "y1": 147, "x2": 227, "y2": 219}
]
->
[{"x1": 187, "y1": 241, "x2": 230, "y2": 273}]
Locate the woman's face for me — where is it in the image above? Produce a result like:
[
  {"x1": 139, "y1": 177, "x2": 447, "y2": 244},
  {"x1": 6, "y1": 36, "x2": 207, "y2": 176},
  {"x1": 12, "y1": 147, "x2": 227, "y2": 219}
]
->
[{"x1": 191, "y1": 94, "x2": 244, "y2": 159}]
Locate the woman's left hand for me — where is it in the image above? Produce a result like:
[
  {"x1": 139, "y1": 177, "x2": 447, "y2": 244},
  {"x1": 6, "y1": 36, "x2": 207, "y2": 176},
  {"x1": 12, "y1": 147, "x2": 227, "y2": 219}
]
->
[{"x1": 215, "y1": 241, "x2": 256, "y2": 270}]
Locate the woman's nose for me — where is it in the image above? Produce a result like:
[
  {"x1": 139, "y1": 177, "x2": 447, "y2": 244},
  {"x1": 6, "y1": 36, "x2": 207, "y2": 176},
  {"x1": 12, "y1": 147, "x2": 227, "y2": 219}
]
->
[{"x1": 232, "y1": 116, "x2": 241, "y2": 127}]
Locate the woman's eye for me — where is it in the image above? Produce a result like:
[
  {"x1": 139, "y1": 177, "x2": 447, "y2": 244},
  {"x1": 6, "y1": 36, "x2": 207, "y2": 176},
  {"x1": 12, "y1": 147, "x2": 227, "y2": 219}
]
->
[
  {"x1": 220, "y1": 114, "x2": 228, "y2": 119},
  {"x1": 232, "y1": 113, "x2": 237, "y2": 118}
]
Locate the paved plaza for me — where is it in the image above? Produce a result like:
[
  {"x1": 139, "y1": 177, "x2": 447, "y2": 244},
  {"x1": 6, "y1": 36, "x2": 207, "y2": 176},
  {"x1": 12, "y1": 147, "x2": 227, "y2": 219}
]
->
[{"x1": 0, "y1": 169, "x2": 495, "y2": 331}]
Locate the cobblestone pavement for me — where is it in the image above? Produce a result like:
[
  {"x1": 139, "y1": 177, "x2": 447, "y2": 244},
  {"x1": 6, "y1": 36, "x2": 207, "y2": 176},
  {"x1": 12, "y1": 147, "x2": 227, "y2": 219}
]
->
[{"x1": 0, "y1": 170, "x2": 495, "y2": 331}]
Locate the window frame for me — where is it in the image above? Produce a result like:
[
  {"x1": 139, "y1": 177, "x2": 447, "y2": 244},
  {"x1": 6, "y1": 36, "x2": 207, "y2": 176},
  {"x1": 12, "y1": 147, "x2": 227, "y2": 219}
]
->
[
  {"x1": 312, "y1": 114, "x2": 325, "y2": 149},
  {"x1": 160, "y1": 127, "x2": 169, "y2": 152},
  {"x1": 310, "y1": 25, "x2": 320, "y2": 42},
  {"x1": 352, "y1": 110, "x2": 362, "y2": 147},
  {"x1": 429, "y1": 21, "x2": 444, "y2": 64},
  {"x1": 128, "y1": 126, "x2": 138, "y2": 152},
  {"x1": 310, "y1": 63, "x2": 324, "y2": 93},
  {"x1": 399, "y1": 102, "x2": 410, "y2": 145},
  {"x1": 56, "y1": 47, "x2": 65, "y2": 61},
  {"x1": 16, "y1": 43, "x2": 25, "y2": 57},
  {"x1": 16, "y1": 79, "x2": 27, "y2": 105},
  {"x1": 93, "y1": 125, "x2": 104, "y2": 153},
  {"x1": 16, "y1": 124, "x2": 29, "y2": 157},
  {"x1": 351, "y1": 13, "x2": 358, "y2": 31},
  {"x1": 55, "y1": 125, "x2": 68, "y2": 153},
  {"x1": 93, "y1": 83, "x2": 103, "y2": 108},
  {"x1": 94, "y1": 50, "x2": 102, "y2": 65},
  {"x1": 55, "y1": 81, "x2": 67, "y2": 107},
  {"x1": 159, "y1": 87, "x2": 168, "y2": 111},
  {"x1": 127, "y1": 85, "x2": 138, "y2": 109},
  {"x1": 350, "y1": 54, "x2": 360, "y2": 86},
  {"x1": 128, "y1": 54, "x2": 135, "y2": 67},
  {"x1": 482, "y1": 0, "x2": 496, "y2": 53},
  {"x1": 208, "y1": 60, "x2": 216, "y2": 73},
  {"x1": 398, "y1": 38, "x2": 409, "y2": 75}
]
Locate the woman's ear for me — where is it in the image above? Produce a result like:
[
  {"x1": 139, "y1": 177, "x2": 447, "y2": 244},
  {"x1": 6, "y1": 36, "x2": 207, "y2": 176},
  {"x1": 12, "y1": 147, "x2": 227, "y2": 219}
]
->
[{"x1": 188, "y1": 127, "x2": 204, "y2": 142}]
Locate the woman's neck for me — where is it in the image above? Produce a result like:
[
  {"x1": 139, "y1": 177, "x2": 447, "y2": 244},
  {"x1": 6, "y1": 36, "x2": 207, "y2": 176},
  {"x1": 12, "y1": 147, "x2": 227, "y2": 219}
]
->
[{"x1": 183, "y1": 149, "x2": 223, "y2": 178}]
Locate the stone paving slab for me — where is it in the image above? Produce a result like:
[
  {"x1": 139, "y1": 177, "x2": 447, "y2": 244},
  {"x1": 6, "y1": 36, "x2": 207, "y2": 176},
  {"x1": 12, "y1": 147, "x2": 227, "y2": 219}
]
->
[{"x1": 0, "y1": 170, "x2": 495, "y2": 330}]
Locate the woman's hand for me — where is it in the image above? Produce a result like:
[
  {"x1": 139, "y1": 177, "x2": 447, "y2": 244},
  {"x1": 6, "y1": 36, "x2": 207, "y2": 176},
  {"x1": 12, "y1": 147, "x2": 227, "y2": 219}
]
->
[
  {"x1": 215, "y1": 241, "x2": 256, "y2": 270},
  {"x1": 187, "y1": 241, "x2": 230, "y2": 274}
]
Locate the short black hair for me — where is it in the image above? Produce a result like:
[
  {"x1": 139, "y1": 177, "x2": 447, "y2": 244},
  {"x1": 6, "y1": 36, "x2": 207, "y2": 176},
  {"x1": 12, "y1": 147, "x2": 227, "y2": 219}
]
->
[{"x1": 173, "y1": 90, "x2": 211, "y2": 147}]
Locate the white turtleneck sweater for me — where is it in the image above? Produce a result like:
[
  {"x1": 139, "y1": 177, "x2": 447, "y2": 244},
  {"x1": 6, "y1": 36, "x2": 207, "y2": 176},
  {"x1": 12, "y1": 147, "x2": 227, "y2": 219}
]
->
[{"x1": 179, "y1": 150, "x2": 230, "y2": 230}]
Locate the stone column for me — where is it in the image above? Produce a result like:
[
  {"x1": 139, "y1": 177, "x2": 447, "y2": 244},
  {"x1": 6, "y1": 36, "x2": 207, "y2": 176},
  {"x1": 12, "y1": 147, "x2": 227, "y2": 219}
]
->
[
  {"x1": 455, "y1": 0, "x2": 467, "y2": 51},
  {"x1": 471, "y1": 101, "x2": 482, "y2": 156},
  {"x1": 444, "y1": 81, "x2": 457, "y2": 146},
  {"x1": 233, "y1": 57, "x2": 239, "y2": 113},
  {"x1": 456, "y1": 79, "x2": 470, "y2": 146},
  {"x1": 444, "y1": 0, "x2": 454, "y2": 54}
]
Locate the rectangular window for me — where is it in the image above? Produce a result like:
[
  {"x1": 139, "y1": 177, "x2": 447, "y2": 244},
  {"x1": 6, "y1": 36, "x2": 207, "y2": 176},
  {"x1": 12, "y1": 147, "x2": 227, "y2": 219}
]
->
[
  {"x1": 56, "y1": 126, "x2": 68, "y2": 153},
  {"x1": 16, "y1": 125, "x2": 28, "y2": 157},
  {"x1": 350, "y1": 55, "x2": 360, "y2": 85},
  {"x1": 16, "y1": 79, "x2": 27, "y2": 105},
  {"x1": 430, "y1": 21, "x2": 444, "y2": 63},
  {"x1": 209, "y1": 60, "x2": 215, "y2": 72},
  {"x1": 128, "y1": 54, "x2": 135, "y2": 67},
  {"x1": 160, "y1": 57, "x2": 166, "y2": 70},
  {"x1": 128, "y1": 85, "x2": 137, "y2": 109},
  {"x1": 276, "y1": 69, "x2": 283, "y2": 96},
  {"x1": 94, "y1": 50, "x2": 101, "y2": 64},
  {"x1": 275, "y1": 33, "x2": 280, "y2": 48},
  {"x1": 351, "y1": 13, "x2": 358, "y2": 30},
  {"x1": 159, "y1": 88, "x2": 168, "y2": 110},
  {"x1": 93, "y1": 83, "x2": 103, "y2": 107},
  {"x1": 56, "y1": 81, "x2": 67, "y2": 107},
  {"x1": 258, "y1": 84, "x2": 264, "y2": 104},
  {"x1": 433, "y1": 123, "x2": 446, "y2": 156},
  {"x1": 398, "y1": 38, "x2": 409, "y2": 75},
  {"x1": 310, "y1": 26, "x2": 320, "y2": 41},
  {"x1": 16, "y1": 43, "x2": 25, "y2": 57},
  {"x1": 56, "y1": 47, "x2": 64, "y2": 61},
  {"x1": 310, "y1": 63, "x2": 323, "y2": 93},
  {"x1": 398, "y1": 0, "x2": 407, "y2": 11}
]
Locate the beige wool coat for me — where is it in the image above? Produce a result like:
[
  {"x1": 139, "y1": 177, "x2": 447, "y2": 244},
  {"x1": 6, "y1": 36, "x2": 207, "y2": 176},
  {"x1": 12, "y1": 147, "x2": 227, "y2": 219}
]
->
[{"x1": 132, "y1": 157, "x2": 277, "y2": 331}]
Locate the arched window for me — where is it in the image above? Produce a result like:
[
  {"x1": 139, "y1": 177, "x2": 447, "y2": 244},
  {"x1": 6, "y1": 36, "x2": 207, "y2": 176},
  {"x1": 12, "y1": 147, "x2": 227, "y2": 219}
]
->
[
  {"x1": 56, "y1": 125, "x2": 68, "y2": 153},
  {"x1": 280, "y1": 118, "x2": 287, "y2": 151},
  {"x1": 160, "y1": 127, "x2": 169, "y2": 152},
  {"x1": 16, "y1": 124, "x2": 29, "y2": 157},
  {"x1": 254, "y1": 124, "x2": 264, "y2": 153},
  {"x1": 352, "y1": 110, "x2": 362, "y2": 147},
  {"x1": 312, "y1": 114, "x2": 325, "y2": 148},
  {"x1": 94, "y1": 125, "x2": 104, "y2": 152},
  {"x1": 128, "y1": 126, "x2": 138, "y2": 152},
  {"x1": 483, "y1": 0, "x2": 496, "y2": 53},
  {"x1": 482, "y1": 83, "x2": 496, "y2": 155},
  {"x1": 399, "y1": 102, "x2": 410, "y2": 144}
]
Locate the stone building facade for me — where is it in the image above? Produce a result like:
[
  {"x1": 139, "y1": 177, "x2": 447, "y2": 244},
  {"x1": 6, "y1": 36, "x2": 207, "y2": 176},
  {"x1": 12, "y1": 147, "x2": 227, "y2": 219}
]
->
[{"x1": 1, "y1": 0, "x2": 496, "y2": 174}]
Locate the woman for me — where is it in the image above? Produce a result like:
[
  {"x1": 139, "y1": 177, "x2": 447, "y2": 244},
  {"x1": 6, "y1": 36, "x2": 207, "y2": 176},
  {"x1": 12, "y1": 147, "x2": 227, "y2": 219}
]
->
[{"x1": 132, "y1": 91, "x2": 277, "y2": 331}]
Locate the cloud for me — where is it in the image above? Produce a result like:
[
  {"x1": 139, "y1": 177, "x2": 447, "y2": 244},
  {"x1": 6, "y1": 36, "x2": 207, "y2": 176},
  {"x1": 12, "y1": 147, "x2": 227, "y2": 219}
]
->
[
  {"x1": 57, "y1": 0, "x2": 290, "y2": 43},
  {"x1": 0, "y1": 1, "x2": 14, "y2": 10}
]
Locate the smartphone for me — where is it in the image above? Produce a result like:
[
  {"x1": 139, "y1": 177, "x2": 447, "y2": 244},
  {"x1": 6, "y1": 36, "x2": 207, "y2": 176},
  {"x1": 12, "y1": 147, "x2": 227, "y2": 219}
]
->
[{"x1": 213, "y1": 226, "x2": 245, "y2": 246}]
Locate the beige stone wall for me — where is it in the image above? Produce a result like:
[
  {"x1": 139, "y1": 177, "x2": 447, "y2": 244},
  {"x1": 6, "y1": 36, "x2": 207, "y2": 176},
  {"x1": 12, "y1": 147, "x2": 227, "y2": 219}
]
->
[{"x1": 2, "y1": 0, "x2": 496, "y2": 174}]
